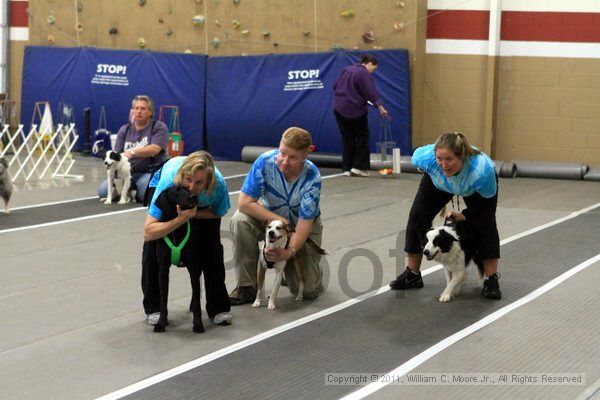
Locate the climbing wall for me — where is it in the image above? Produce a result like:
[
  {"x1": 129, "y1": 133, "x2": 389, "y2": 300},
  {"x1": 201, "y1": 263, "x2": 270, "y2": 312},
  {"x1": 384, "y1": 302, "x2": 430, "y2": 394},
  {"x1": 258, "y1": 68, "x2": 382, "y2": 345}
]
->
[{"x1": 23, "y1": 0, "x2": 416, "y2": 56}]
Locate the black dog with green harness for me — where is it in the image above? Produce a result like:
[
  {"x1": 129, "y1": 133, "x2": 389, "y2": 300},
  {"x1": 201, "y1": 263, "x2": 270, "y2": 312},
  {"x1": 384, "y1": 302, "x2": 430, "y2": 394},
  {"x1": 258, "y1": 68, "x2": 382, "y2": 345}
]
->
[{"x1": 153, "y1": 185, "x2": 203, "y2": 333}]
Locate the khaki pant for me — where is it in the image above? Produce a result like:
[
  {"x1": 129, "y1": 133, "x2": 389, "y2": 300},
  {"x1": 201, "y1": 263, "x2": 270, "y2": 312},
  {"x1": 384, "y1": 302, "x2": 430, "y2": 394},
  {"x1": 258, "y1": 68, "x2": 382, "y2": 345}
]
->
[{"x1": 229, "y1": 210, "x2": 324, "y2": 299}]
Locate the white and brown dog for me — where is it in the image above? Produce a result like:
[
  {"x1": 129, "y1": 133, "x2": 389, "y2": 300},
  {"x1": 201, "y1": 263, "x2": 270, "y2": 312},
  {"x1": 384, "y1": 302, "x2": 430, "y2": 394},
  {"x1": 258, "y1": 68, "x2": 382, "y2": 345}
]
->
[
  {"x1": 253, "y1": 220, "x2": 327, "y2": 310},
  {"x1": 103, "y1": 150, "x2": 132, "y2": 204}
]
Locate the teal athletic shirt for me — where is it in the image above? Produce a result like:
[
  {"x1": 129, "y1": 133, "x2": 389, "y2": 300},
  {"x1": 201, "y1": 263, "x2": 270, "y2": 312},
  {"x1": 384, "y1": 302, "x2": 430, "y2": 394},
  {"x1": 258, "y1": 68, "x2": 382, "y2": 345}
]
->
[
  {"x1": 147, "y1": 156, "x2": 231, "y2": 220},
  {"x1": 412, "y1": 144, "x2": 497, "y2": 198}
]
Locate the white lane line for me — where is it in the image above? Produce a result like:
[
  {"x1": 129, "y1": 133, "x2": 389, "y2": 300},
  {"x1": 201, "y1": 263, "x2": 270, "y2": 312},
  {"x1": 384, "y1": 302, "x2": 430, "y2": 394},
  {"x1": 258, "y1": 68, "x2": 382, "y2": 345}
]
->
[
  {"x1": 95, "y1": 201, "x2": 600, "y2": 400},
  {"x1": 340, "y1": 252, "x2": 600, "y2": 400},
  {"x1": 0, "y1": 207, "x2": 146, "y2": 234},
  {"x1": 10, "y1": 196, "x2": 99, "y2": 211},
  {"x1": 7, "y1": 173, "x2": 249, "y2": 212},
  {"x1": 0, "y1": 172, "x2": 343, "y2": 235}
]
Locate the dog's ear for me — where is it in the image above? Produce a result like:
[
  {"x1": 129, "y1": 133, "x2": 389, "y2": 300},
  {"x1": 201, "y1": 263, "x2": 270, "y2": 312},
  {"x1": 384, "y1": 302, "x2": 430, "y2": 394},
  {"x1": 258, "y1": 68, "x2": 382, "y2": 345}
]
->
[
  {"x1": 0, "y1": 157, "x2": 7, "y2": 168},
  {"x1": 285, "y1": 223, "x2": 296, "y2": 234},
  {"x1": 110, "y1": 151, "x2": 121, "y2": 162},
  {"x1": 440, "y1": 229, "x2": 458, "y2": 242},
  {"x1": 154, "y1": 187, "x2": 178, "y2": 221},
  {"x1": 444, "y1": 216, "x2": 457, "y2": 228}
]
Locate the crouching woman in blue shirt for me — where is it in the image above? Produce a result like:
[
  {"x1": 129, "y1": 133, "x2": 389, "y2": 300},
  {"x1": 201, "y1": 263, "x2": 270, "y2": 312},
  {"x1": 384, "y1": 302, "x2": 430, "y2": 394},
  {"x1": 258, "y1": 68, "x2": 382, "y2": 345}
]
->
[
  {"x1": 141, "y1": 151, "x2": 233, "y2": 326},
  {"x1": 390, "y1": 132, "x2": 502, "y2": 300}
]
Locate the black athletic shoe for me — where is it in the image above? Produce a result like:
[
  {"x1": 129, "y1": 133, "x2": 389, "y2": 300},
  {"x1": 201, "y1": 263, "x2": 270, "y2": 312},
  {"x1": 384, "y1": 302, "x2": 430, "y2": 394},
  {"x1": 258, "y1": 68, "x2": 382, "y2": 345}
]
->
[
  {"x1": 228, "y1": 286, "x2": 257, "y2": 306},
  {"x1": 482, "y1": 273, "x2": 502, "y2": 300},
  {"x1": 389, "y1": 267, "x2": 424, "y2": 290}
]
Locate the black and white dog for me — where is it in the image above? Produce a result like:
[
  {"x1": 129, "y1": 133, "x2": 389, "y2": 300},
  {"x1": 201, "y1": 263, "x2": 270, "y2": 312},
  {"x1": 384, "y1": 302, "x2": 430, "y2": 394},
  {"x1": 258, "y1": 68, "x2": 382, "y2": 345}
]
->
[
  {"x1": 103, "y1": 150, "x2": 132, "y2": 204},
  {"x1": 423, "y1": 218, "x2": 484, "y2": 302},
  {"x1": 153, "y1": 185, "x2": 202, "y2": 333},
  {"x1": 0, "y1": 157, "x2": 12, "y2": 214},
  {"x1": 253, "y1": 220, "x2": 327, "y2": 310}
]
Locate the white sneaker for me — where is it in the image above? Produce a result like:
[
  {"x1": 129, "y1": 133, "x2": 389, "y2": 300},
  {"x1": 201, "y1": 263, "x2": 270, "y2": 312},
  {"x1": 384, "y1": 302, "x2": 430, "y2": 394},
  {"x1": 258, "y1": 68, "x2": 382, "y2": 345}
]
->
[
  {"x1": 213, "y1": 312, "x2": 232, "y2": 326},
  {"x1": 350, "y1": 168, "x2": 370, "y2": 177},
  {"x1": 342, "y1": 171, "x2": 351, "y2": 177},
  {"x1": 146, "y1": 312, "x2": 160, "y2": 326}
]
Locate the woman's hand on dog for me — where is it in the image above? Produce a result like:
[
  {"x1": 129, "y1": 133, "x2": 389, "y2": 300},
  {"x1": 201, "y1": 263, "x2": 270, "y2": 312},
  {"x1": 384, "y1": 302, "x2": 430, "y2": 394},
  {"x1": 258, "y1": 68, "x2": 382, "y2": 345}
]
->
[
  {"x1": 446, "y1": 210, "x2": 466, "y2": 222},
  {"x1": 264, "y1": 247, "x2": 294, "y2": 263},
  {"x1": 177, "y1": 205, "x2": 197, "y2": 222}
]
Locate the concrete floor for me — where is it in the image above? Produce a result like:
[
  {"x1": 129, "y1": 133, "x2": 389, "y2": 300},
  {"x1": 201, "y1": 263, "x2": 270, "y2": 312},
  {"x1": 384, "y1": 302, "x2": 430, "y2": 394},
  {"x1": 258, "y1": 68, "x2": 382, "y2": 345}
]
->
[{"x1": 1, "y1": 154, "x2": 599, "y2": 400}]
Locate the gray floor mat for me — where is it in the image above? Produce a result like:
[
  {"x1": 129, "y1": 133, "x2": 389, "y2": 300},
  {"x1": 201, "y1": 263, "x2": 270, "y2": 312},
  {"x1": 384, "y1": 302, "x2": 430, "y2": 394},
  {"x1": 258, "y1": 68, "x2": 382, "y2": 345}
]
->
[{"x1": 124, "y1": 209, "x2": 600, "y2": 399}]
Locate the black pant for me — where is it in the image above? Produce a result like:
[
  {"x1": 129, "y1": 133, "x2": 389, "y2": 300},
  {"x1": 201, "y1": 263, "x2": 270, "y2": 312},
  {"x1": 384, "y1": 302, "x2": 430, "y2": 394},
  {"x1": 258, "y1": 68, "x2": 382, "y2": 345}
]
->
[
  {"x1": 141, "y1": 218, "x2": 231, "y2": 317},
  {"x1": 404, "y1": 174, "x2": 500, "y2": 259},
  {"x1": 334, "y1": 110, "x2": 370, "y2": 171}
]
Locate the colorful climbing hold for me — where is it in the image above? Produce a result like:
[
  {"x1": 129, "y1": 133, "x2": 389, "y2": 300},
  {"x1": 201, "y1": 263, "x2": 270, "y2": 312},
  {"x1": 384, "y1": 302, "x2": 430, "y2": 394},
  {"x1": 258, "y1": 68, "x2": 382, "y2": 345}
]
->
[
  {"x1": 192, "y1": 15, "x2": 206, "y2": 26},
  {"x1": 393, "y1": 21, "x2": 405, "y2": 31},
  {"x1": 362, "y1": 30, "x2": 376, "y2": 43},
  {"x1": 341, "y1": 9, "x2": 355, "y2": 18},
  {"x1": 138, "y1": 37, "x2": 146, "y2": 48}
]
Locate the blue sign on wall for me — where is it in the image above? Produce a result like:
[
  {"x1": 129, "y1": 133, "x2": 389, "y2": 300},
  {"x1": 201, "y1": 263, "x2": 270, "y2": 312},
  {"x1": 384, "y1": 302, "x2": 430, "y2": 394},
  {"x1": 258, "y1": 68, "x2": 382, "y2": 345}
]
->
[
  {"x1": 21, "y1": 46, "x2": 206, "y2": 153},
  {"x1": 206, "y1": 49, "x2": 411, "y2": 160}
]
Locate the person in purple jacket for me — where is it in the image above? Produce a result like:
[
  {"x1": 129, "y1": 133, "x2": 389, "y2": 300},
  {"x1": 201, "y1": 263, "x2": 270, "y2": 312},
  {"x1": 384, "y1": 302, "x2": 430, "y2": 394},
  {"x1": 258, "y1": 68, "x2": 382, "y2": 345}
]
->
[{"x1": 333, "y1": 54, "x2": 388, "y2": 177}]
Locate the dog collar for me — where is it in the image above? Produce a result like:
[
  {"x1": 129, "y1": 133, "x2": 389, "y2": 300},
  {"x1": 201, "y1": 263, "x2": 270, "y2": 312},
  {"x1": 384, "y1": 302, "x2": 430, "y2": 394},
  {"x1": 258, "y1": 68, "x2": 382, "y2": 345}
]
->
[
  {"x1": 163, "y1": 221, "x2": 191, "y2": 267},
  {"x1": 263, "y1": 236, "x2": 292, "y2": 269}
]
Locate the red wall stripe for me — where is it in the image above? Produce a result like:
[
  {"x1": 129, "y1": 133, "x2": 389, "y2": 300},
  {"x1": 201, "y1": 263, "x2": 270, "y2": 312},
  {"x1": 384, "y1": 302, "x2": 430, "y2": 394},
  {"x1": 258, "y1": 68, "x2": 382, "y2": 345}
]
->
[
  {"x1": 10, "y1": 1, "x2": 29, "y2": 28},
  {"x1": 427, "y1": 10, "x2": 490, "y2": 40},
  {"x1": 501, "y1": 11, "x2": 600, "y2": 43},
  {"x1": 427, "y1": 9, "x2": 600, "y2": 43}
]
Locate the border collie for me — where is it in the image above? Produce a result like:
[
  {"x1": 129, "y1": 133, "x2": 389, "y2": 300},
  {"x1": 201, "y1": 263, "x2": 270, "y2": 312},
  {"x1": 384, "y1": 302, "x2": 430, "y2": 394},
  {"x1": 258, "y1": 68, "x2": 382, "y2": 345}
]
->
[
  {"x1": 103, "y1": 150, "x2": 132, "y2": 204},
  {"x1": 423, "y1": 219, "x2": 483, "y2": 302}
]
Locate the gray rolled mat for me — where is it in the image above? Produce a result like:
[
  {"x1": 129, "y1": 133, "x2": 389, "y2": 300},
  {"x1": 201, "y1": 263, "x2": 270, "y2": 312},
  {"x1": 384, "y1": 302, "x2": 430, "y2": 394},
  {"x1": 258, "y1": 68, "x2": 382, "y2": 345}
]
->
[
  {"x1": 241, "y1": 146, "x2": 342, "y2": 168},
  {"x1": 241, "y1": 146, "x2": 420, "y2": 173},
  {"x1": 501, "y1": 161, "x2": 517, "y2": 178},
  {"x1": 493, "y1": 160, "x2": 504, "y2": 177},
  {"x1": 583, "y1": 166, "x2": 600, "y2": 181},
  {"x1": 241, "y1": 146, "x2": 275, "y2": 163},
  {"x1": 493, "y1": 160, "x2": 517, "y2": 178},
  {"x1": 515, "y1": 160, "x2": 589, "y2": 180}
]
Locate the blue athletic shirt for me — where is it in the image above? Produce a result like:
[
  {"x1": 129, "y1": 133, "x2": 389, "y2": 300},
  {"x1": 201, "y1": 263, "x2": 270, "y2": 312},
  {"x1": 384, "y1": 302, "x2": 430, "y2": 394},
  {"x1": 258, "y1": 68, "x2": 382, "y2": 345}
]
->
[
  {"x1": 241, "y1": 149, "x2": 321, "y2": 225},
  {"x1": 148, "y1": 156, "x2": 231, "y2": 219},
  {"x1": 412, "y1": 144, "x2": 497, "y2": 198}
]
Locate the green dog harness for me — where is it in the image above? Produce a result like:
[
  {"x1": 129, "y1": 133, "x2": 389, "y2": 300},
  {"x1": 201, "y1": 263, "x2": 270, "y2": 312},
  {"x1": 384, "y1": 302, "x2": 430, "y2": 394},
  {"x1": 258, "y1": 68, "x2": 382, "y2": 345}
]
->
[{"x1": 163, "y1": 221, "x2": 191, "y2": 267}]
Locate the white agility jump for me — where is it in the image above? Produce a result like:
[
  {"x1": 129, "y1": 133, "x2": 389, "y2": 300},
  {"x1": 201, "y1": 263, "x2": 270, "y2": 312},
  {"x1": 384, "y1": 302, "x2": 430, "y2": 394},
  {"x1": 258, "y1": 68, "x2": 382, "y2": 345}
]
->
[{"x1": 0, "y1": 123, "x2": 83, "y2": 183}]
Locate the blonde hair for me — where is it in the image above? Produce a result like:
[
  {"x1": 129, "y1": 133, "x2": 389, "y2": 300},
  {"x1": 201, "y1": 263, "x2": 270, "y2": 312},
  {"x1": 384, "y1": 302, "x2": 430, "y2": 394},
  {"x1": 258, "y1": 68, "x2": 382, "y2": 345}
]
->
[
  {"x1": 173, "y1": 151, "x2": 216, "y2": 194},
  {"x1": 280, "y1": 127, "x2": 312, "y2": 153},
  {"x1": 434, "y1": 132, "x2": 481, "y2": 160},
  {"x1": 131, "y1": 95, "x2": 154, "y2": 115}
]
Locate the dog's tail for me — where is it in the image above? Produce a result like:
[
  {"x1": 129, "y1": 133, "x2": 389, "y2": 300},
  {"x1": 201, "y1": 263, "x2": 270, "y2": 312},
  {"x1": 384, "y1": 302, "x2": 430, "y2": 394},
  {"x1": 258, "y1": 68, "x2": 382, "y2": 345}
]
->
[
  {"x1": 474, "y1": 256, "x2": 484, "y2": 284},
  {"x1": 306, "y1": 237, "x2": 328, "y2": 255}
]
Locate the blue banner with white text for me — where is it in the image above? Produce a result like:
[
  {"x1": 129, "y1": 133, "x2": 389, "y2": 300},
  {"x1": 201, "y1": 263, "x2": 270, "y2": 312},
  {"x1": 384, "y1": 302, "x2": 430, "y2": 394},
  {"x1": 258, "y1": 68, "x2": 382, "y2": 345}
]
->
[
  {"x1": 206, "y1": 49, "x2": 411, "y2": 160},
  {"x1": 21, "y1": 46, "x2": 206, "y2": 153}
]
